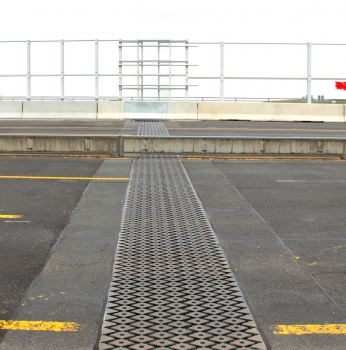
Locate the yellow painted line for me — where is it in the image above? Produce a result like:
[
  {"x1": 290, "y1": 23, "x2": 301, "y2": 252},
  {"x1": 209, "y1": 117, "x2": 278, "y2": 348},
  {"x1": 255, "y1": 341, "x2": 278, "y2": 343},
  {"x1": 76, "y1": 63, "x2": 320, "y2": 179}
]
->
[
  {"x1": 0, "y1": 215, "x2": 23, "y2": 219},
  {"x1": 0, "y1": 176, "x2": 129, "y2": 181},
  {"x1": 0, "y1": 133, "x2": 132, "y2": 136},
  {"x1": 0, "y1": 127, "x2": 133, "y2": 129},
  {"x1": 167, "y1": 127, "x2": 346, "y2": 132},
  {"x1": 184, "y1": 157, "x2": 344, "y2": 162},
  {"x1": 0, "y1": 320, "x2": 81, "y2": 332},
  {"x1": 271, "y1": 324, "x2": 346, "y2": 335}
]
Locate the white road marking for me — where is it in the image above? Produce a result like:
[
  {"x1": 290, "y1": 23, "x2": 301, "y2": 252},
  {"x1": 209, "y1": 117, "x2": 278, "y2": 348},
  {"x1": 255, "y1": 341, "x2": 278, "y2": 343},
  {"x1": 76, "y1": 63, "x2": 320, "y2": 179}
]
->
[
  {"x1": 4, "y1": 221, "x2": 30, "y2": 223},
  {"x1": 277, "y1": 180, "x2": 346, "y2": 183}
]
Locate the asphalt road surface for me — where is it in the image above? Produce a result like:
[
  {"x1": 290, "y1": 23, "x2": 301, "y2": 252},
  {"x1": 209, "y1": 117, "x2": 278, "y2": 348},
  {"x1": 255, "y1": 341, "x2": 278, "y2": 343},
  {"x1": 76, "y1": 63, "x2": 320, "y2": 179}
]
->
[
  {"x1": 0, "y1": 120, "x2": 346, "y2": 138},
  {"x1": 0, "y1": 155, "x2": 345, "y2": 349}
]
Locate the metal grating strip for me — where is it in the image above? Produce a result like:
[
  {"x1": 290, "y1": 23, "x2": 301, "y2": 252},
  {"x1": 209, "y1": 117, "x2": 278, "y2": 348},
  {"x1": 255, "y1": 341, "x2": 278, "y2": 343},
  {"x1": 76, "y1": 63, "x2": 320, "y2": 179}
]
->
[
  {"x1": 138, "y1": 121, "x2": 169, "y2": 136},
  {"x1": 99, "y1": 155, "x2": 267, "y2": 350}
]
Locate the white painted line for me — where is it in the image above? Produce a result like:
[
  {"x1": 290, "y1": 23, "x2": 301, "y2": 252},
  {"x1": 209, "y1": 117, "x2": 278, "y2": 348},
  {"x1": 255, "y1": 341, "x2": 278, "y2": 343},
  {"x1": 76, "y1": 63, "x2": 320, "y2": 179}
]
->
[
  {"x1": 4, "y1": 221, "x2": 30, "y2": 223},
  {"x1": 277, "y1": 180, "x2": 346, "y2": 183}
]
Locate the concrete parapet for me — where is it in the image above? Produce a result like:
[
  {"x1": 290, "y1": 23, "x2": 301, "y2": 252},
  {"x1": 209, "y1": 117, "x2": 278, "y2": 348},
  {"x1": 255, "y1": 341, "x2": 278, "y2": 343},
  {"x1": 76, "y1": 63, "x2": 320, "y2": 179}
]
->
[
  {"x1": 198, "y1": 102, "x2": 345, "y2": 122},
  {"x1": 0, "y1": 102, "x2": 23, "y2": 119},
  {"x1": 122, "y1": 137, "x2": 346, "y2": 155},
  {"x1": 97, "y1": 101, "x2": 125, "y2": 119},
  {"x1": 0, "y1": 135, "x2": 345, "y2": 155},
  {"x1": 167, "y1": 102, "x2": 198, "y2": 120},
  {"x1": 23, "y1": 101, "x2": 97, "y2": 119},
  {"x1": 0, "y1": 136, "x2": 117, "y2": 153}
]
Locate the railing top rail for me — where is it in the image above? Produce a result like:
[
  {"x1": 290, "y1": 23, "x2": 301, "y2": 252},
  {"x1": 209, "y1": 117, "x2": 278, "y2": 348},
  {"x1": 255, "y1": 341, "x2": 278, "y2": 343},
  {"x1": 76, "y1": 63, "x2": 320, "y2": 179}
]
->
[{"x1": 0, "y1": 40, "x2": 346, "y2": 45}]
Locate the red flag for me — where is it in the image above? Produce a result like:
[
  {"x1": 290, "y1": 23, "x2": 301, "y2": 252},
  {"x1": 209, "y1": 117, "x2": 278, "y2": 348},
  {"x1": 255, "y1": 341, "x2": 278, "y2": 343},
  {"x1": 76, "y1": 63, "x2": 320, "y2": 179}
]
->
[{"x1": 335, "y1": 82, "x2": 346, "y2": 90}]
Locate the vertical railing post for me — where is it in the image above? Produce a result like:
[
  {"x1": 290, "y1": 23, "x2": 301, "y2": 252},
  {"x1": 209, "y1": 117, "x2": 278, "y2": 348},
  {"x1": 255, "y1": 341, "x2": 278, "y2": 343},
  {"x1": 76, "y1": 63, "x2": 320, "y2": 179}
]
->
[
  {"x1": 158, "y1": 42, "x2": 160, "y2": 100},
  {"x1": 27, "y1": 40, "x2": 31, "y2": 100},
  {"x1": 141, "y1": 42, "x2": 144, "y2": 100},
  {"x1": 169, "y1": 40, "x2": 171, "y2": 101},
  {"x1": 220, "y1": 41, "x2": 224, "y2": 102},
  {"x1": 95, "y1": 39, "x2": 99, "y2": 100},
  {"x1": 137, "y1": 39, "x2": 139, "y2": 101},
  {"x1": 119, "y1": 40, "x2": 122, "y2": 100},
  {"x1": 61, "y1": 39, "x2": 64, "y2": 100},
  {"x1": 307, "y1": 42, "x2": 312, "y2": 104},
  {"x1": 185, "y1": 40, "x2": 189, "y2": 101}
]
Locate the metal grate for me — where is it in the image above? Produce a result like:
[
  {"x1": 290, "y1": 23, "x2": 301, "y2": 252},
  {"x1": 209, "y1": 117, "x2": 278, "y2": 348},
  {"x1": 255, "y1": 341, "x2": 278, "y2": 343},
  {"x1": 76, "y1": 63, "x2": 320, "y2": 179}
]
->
[
  {"x1": 138, "y1": 121, "x2": 169, "y2": 136},
  {"x1": 99, "y1": 155, "x2": 267, "y2": 350}
]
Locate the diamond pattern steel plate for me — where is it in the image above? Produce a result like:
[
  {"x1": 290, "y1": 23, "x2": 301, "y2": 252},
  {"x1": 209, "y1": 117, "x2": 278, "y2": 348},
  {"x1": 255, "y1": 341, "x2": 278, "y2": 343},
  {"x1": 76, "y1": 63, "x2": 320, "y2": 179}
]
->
[
  {"x1": 99, "y1": 155, "x2": 267, "y2": 350},
  {"x1": 138, "y1": 121, "x2": 169, "y2": 136}
]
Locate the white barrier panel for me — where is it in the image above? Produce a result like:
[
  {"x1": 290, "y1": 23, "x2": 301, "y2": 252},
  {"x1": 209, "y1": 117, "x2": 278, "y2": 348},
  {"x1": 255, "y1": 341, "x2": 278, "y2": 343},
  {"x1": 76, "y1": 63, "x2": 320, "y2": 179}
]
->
[
  {"x1": 167, "y1": 102, "x2": 198, "y2": 120},
  {"x1": 0, "y1": 102, "x2": 23, "y2": 119},
  {"x1": 23, "y1": 101, "x2": 97, "y2": 119},
  {"x1": 97, "y1": 101, "x2": 125, "y2": 119},
  {"x1": 125, "y1": 102, "x2": 167, "y2": 120},
  {"x1": 198, "y1": 102, "x2": 345, "y2": 123}
]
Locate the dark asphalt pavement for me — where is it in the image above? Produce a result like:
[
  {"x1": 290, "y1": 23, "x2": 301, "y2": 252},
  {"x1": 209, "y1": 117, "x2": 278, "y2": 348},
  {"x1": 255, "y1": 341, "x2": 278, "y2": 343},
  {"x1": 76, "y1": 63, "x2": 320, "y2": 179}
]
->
[
  {"x1": 0, "y1": 155, "x2": 345, "y2": 349},
  {"x1": 184, "y1": 159, "x2": 346, "y2": 349},
  {"x1": 0, "y1": 120, "x2": 346, "y2": 138},
  {"x1": 0, "y1": 157, "x2": 103, "y2": 342}
]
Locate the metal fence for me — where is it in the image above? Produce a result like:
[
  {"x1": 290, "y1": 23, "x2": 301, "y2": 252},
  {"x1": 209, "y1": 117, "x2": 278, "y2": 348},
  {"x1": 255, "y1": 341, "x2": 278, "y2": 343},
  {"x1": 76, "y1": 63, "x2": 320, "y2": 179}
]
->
[{"x1": 0, "y1": 39, "x2": 346, "y2": 103}]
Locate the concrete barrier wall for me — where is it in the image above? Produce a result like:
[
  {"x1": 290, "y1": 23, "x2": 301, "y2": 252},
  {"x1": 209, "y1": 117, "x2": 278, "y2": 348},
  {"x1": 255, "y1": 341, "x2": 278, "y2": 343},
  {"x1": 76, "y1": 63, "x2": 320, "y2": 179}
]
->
[
  {"x1": 23, "y1": 101, "x2": 97, "y2": 119},
  {"x1": 97, "y1": 101, "x2": 125, "y2": 119},
  {"x1": 0, "y1": 135, "x2": 345, "y2": 154},
  {"x1": 0, "y1": 101, "x2": 345, "y2": 122},
  {"x1": 167, "y1": 102, "x2": 198, "y2": 120},
  {"x1": 198, "y1": 102, "x2": 345, "y2": 122},
  {"x1": 122, "y1": 137, "x2": 346, "y2": 155},
  {"x1": 0, "y1": 136, "x2": 118, "y2": 153},
  {"x1": 0, "y1": 102, "x2": 23, "y2": 119}
]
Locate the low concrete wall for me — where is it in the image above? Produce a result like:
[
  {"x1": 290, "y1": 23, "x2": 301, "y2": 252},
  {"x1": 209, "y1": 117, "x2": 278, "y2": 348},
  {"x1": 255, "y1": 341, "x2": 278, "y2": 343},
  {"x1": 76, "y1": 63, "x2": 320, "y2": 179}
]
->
[
  {"x1": 167, "y1": 102, "x2": 198, "y2": 120},
  {"x1": 23, "y1": 101, "x2": 97, "y2": 119},
  {"x1": 0, "y1": 135, "x2": 345, "y2": 155},
  {"x1": 0, "y1": 136, "x2": 117, "y2": 153},
  {"x1": 97, "y1": 101, "x2": 125, "y2": 119},
  {"x1": 198, "y1": 102, "x2": 346, "y2": 122},
  {"x1": 0, "y1": 102, "x2": 23, "y2": 119},
  {"x1": 122, "y1": 137, "x2": 346, "y2": 155}
]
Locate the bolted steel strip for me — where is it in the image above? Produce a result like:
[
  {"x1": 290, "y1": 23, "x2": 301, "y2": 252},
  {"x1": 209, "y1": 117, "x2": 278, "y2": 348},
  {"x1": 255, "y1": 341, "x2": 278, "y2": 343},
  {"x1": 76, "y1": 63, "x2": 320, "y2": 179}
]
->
[{"x1": 99, "y1": 155, "x2": 267, "y2": 349}]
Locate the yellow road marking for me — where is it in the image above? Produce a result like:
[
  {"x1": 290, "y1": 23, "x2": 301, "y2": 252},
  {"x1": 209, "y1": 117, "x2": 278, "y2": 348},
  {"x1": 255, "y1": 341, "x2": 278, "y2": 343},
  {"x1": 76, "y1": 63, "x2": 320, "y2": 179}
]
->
[
  {"x1": 0, "y1": 154, "x2": 132, "y2": 159},
  {"x1": 167, "y1": 127, "x2": 346, "y2": 132},
  {"x1": 0, "y1": 176, "x2": 129, "y2": 181},
  {"x1": 0, "y1": 320, "x2": 81, "y2": 332},
  {"x1": 184, "y1": 156, "x2": 344, "y2": 162},
  {"x1": 0, "y1": 127, "x2": 132, "y2": 129},
  {"x1": 0, "y1": 215, "x2": 23, "y2": 219},
  {"x1": 272, "y1": 324, "x2": 346, "y2": 335},
  {"x1": 0, "y1": 133, "x2": 132, "y2": 136}
]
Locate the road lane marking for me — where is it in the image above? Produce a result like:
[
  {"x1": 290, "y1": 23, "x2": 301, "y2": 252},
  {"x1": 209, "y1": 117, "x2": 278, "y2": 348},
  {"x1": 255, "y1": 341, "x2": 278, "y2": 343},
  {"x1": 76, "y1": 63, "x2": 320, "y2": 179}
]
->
[
  {"x1": 0, "y1": 133, "x2": 132, "y2": 136},
  {"x1": 185, "y1": 157, "x2": 344, "y2": 161},
  {"x1": 5, "y1": 221, "x2": 30, "y2": 223},
  {"x1": 167, "y1": 127, "x2": 346, "y2": 132},
  {"x1": 0, "y1": 320, "x2": 82, "y2": 332},
  {"x1": 271, "y1": 324, "x2": 346, "y2": 335},
  {"x1": 0, "y1": 127, "x2": 132, "y2": 129},
  {"x1": 0, "y1": 215, "x2": 23, "y2": 218},
  {"x1": 0, "y1": 176, "x2": 129, "y2": 181},
  {"x1": 277, "y1": 180, "x2": 346, "y2": 183}
]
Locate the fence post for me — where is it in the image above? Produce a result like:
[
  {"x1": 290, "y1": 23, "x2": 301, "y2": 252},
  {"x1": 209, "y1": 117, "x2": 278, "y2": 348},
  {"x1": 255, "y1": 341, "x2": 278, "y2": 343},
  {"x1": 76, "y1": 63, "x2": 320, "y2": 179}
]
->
[
  {"x1": 220, "y1": 41, "x2": 224, "y2": 102},
  {"x1": 61, "y1": 40, "x2": 64, "y2": 100},
  {"x1": 95, "y1": 39, "x2": 99, "y2": 100},
  {"x1": 307, "y1": 42, "x2": 312, "y2": 104},
  {"x1": 27, "y1": 40, "x2": 31, "y2": 100},
  {"x1": 119, "y1": 40, "x2": 122, "y2": 100},
  {"x1": 185, "y1": 40, "x2": 189, "y2": 101}
]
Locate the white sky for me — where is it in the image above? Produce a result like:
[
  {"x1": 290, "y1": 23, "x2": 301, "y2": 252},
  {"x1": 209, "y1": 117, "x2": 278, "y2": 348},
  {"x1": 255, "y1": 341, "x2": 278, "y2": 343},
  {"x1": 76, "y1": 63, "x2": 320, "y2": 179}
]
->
[{"x1": 1, "y1": 0, "x2": 346, "y2": 99}]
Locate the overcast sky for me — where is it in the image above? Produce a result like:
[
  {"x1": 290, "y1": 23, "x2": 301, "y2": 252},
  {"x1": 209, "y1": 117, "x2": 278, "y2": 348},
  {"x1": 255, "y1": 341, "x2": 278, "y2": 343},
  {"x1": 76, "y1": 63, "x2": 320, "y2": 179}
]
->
[{"x1": 1, "y1": 0, "x2": 346, "y2": 99}]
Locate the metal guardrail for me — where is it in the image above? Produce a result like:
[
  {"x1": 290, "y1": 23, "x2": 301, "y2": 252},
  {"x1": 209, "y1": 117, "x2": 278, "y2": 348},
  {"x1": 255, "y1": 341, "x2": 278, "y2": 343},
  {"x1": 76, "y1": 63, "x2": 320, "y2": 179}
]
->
[{"x1": 1, "y1": 39, "x2": 346, "y2": 103}]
